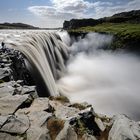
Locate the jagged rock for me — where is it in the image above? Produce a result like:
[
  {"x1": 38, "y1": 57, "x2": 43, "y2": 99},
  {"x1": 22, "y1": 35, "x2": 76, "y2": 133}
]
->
[
  {"x1": 27, "y1": 126, "x2": 50, "y2": 140},
  {"x1": 94, "y1": 117, "x2": 106, "y2": 132},
  {"x1": 49, "y1": 100, "x2": 80, "y2": 120},
  {"x1": 16, "y1": 98, "x2": 49, "y2": 115},
  {"x1": 21, "y1": 85, "x2": 36, "y2": 95},
  {"x1": 0, "y1": 114, "x2": 29, "y2": 134},
  {"x1": 0, "y1": 85, "x2": 14, "y2": 98},
  {"x1": 0, "y1": 80, "x2": 37, "y2": 99},
  {"x1": 0, "y1": 94, "x2": 30, "y2": 115},
  {"x1": 0, "y1": 68, "x2": 12, "y2": 82},
  {"x1": 108, "y1": 115, "x2": 140, "y2": 140},
  {"x1": 82, "y1": 134, "x2": 97, "y2": 140},
  {"x1": 0, "y1": 132, "x2": 24, "y2": 140},
  {"x1": 56, "y1": 121, "x2": 77, "y2": 140},
  {"x1": 15, "y1": 98, "x2": 51, "y2": 140},
  {"x1": 26, "y1": 111, "x2": 51, "y2": 140},
  {"x1": 0, "y1": 115, "x2": 11, "y2": 127}
]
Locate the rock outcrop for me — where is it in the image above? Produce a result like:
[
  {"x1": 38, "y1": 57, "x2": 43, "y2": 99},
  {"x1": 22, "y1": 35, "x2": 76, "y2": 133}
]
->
[
  {"x1": 63, "y1": 9, "x2": 140, "y2": 29},
  {"x1": 0, "y1": 82, "x2": 140, "y2": 140}
]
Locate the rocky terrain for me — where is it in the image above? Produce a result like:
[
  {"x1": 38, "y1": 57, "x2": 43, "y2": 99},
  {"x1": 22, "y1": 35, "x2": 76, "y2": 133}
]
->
[{"x1": 0, "y1": 41, "x2": 140, "y2": 140}]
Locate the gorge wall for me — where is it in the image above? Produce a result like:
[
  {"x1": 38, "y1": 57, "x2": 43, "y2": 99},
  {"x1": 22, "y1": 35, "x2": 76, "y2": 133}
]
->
[{"x1": 63, "y1": 10, "x2": 140, "y2": 29}]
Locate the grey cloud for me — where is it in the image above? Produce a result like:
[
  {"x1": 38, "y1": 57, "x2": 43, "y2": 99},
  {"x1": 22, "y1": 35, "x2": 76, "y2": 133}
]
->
[{"x1": 27, "y1": 0, "x2": 140, "y2": 27}]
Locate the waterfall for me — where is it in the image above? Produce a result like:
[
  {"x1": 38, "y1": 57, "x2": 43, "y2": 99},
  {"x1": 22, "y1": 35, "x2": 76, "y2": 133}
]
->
[{"x1": 4, "y1": 31, "x2": 69, "y2": 97}]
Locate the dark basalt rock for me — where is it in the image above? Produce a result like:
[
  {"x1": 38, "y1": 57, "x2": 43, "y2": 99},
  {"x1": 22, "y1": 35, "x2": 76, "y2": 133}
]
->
[
  {"x1": 63, "y1": 9, "x2": 140, "y2": 29},
  {"x1": 0, "y1": 45, "x2": 35, "y2": 86}
]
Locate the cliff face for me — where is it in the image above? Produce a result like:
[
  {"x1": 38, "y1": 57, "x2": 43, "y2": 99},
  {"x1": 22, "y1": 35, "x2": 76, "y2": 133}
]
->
[{"x1": 63, "y1": 10, "x2": 140, "y2": 29}]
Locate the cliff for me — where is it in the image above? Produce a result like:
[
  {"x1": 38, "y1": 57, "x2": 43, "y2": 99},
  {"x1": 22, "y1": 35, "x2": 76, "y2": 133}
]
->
[{"x1": 63, "y1": 10, "x2": 140, "y2": 29}]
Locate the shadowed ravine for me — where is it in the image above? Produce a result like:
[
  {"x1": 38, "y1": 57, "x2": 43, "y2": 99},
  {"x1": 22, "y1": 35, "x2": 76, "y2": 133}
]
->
[{"x1": 2, "y1": 30, "x2": 140, "y2": 120}]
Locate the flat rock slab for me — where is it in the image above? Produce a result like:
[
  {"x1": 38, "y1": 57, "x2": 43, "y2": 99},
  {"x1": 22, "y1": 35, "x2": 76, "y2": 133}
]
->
[
  {"x1": 26, "y1": 111, "x2": 51, "y2": 140},
  {"x1": 0, "y1": 115, "x2": 11, "y2": 127},
  {"x1": 0, "y1": 82, "x2": 15, "y2": 98},
  {"x1": 0, "y1": 114, "x2": 29, "y2": 134},
  {"x1": 0, "y1": 94, "x2": 29, "y2": 115},
  {"x1": 0, "y1": 132, "x2": 24, "y2": 140},
  {"x1": 16, "y1": 98, "x2": 49, "y2": 116},
  {"x1": 27, "y1": 98, "x2": 49, "y2": 113}
]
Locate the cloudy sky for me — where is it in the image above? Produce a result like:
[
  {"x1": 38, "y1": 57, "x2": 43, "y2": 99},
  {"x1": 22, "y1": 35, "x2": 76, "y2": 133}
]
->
[{"x1": 0, "y1": 0, "x2": 140, "y2": 28}]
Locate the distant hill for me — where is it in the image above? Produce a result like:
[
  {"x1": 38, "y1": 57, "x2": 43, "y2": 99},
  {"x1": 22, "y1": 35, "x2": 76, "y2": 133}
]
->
[
  {"x1": 63, "y1": 10, "x2": 140, "y2": 29},
  {"x1": 0, "y1": 22, "x2": 39, "y2": 29}
]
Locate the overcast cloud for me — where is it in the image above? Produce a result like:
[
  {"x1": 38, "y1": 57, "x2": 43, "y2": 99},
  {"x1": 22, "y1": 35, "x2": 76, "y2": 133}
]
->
[{"x1": 28, "y1": 0, "x2": 140, "y2": 27}]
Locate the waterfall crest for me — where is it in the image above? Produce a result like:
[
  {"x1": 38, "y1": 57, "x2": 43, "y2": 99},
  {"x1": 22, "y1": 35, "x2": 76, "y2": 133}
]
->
[{"x1": 4, "y1": 31, "x2": 69, "y2": 97}]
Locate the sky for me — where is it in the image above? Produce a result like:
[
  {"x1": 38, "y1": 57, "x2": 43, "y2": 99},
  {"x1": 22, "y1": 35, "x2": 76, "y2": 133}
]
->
[{"x1": 0, "y1": 0, "x2": 140, "y2": 28}]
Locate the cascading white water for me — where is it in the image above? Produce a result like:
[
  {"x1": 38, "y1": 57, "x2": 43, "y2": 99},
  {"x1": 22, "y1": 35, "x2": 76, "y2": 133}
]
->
[
  {"x1": 58, "y1": 32, "x2": 140, "y2": 120},
  {"x1": 1, "y1": 30, "x2": 140, "y2": 120},
  {"x1": 2, "y1": 30, "x2": 69, "y2": 97}
]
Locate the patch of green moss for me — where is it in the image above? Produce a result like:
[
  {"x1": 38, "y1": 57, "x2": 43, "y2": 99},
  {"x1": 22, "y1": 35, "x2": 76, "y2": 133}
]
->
[{"x1": 70, "y1": 23, "x2": 140, "y2": 39}]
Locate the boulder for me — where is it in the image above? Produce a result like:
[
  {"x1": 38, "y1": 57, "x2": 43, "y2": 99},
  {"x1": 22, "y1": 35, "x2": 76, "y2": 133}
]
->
[
  {"x1": 0, "y1": 114, "x2": 29, "y2": 134},
  {"x1": 108, "y1": 115, "x2": 140, "y2": 140}
]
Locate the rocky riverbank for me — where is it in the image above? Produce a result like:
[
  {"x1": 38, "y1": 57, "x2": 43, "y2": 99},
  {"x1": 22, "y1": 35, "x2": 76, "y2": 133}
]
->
[
  {"x1": 0, "y1": 42, "x2": 140, "y2": 140},
  {"x1": 0, "y1": 80, "x2": 140, "y2": 140}
]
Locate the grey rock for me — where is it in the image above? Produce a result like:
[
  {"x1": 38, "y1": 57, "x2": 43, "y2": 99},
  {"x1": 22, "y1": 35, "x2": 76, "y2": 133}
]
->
[
  {"x1": 0, "y1": 82, "x2": 15, "y2": 98},
  {"x1": 26, "y1": 111, "x2": 51, "y2": 140},
  {"x1": 94, "y1": 117, "x2": 106, "y2": 132},
  {"x1": 0, "y1": 114, "x2": 29, "y2": 134},
  {"x1": 0, "y1": 94, "x2": 29, "y2": 115},
  {"x1": 27, "y1": 126, "x2": 50, "y2": 140},
  {"x1": 21, "y1": 85, "x2": 36, "y2": 95},
  {"x1": 56, "y1": 121, "x2": 77, "y2": 140},
  {"x1": 0, "y1": 132, "x2": 24, "y2": 140},
  {"x1": 16, "y1": 98, "x2": 49, "y2": 115},
  {"x1": 0, "y1": 115, "x2": 11, "y2": 128},
  {"x1": 49, "y1": 100, "x2": 80, "y2": 120},
  {"x1": 0, "y1": 68, "x2": 12, "y2": 81},
  {"x1": 15, "y1": 98, "x2": 51, "y2": 140},
  {"x1": 82, "y1": 134, "x2": 97, "y2": 140},
  {"x1": 108, "y1": 115, "x2": 140, "y2": 140}
]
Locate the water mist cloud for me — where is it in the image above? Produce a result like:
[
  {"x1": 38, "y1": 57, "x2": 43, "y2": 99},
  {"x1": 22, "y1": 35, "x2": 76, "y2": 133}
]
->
[{"x1": 57, "y1": 32, "x2": 140, "y2": 120}]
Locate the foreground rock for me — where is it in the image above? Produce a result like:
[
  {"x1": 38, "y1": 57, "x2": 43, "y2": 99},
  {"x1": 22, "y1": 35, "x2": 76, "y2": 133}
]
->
[
  {"x1": 0, "y1": 84, "x2": 139, "y2": 140},
  {"x1": 109, "y1": 115, "x2": 140, "y2": 140}
]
